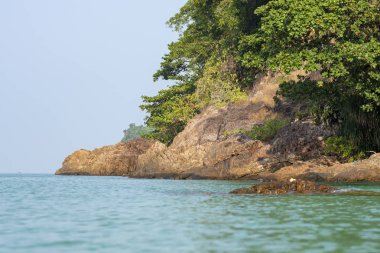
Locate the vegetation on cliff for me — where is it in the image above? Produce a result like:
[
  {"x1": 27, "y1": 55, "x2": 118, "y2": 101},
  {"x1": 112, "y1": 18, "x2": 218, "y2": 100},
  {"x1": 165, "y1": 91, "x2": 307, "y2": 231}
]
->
[
  {"x1": 141, "y1": 0, "x2": 269, "y2": 144},
  {"x1": 121, "y1": 124, "x2": 154, "y2": 143},
  {"x1": 141, "y1": 0, "x2": 380, "y2": 154},
  {"x1": 255, "y1": 0, "x2": 380, "y2": 154}
]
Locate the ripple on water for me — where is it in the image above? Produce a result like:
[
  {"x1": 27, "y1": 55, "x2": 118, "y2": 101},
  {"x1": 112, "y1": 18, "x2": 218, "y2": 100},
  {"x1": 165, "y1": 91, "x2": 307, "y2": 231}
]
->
[{"x1": 0, "y1": 174, "x2": 380, "y2": 253}]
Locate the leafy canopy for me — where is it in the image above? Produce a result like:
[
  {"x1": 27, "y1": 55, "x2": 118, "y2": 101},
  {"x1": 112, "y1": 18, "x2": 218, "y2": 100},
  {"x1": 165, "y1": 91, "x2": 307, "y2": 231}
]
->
[
  {"x1": 242, "y1": 0, "x2": 380, "y2": 151},
  {"x1": 141, "y1": 0, "x2": 268, "y2": 144},
  {"x1": 242, "y1": 0, "x2": 380, "y2": 111},
  {"x1": 140, "y1": 0, "x2": 380, "y2": 152}
]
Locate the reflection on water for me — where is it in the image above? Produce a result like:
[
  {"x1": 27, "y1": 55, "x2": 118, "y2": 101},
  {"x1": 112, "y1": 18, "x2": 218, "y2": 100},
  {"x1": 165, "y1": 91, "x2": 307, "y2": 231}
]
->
[{"x1": 0, "y1": 174, "x2": 379, "y2": 253}]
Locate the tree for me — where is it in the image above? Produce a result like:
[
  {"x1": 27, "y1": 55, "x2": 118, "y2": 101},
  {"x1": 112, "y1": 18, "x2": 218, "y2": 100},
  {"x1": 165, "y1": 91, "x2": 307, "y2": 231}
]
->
[
  {"x1": 121, "y1": 124, "x2": 154, "y2": 143},
  {"x1": 141, "y1": 0, "x2": 380, "y2": 151},
  {"x1": 141, "y1": 0, "x2": 268, "y2": 144},
  {"x1": 241, "y1": 0, "x2": 380, "y2": 151},
  {"x1": 140, "y1": 82, "x2": 198, "y2": 145}
]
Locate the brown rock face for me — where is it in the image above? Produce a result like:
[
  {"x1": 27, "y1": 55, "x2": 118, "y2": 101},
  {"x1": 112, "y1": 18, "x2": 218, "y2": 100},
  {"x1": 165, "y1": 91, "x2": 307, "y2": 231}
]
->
[
  {"x1": 132, "y1": 102, "x2": 273, "y2": 179},
  {"x1": 55, "y1": 70, "x2": 380, "y2": 182},
  {"x1": 133, "y1": 135, "x2": 270, "y2": 179},
  {"x1": 55, "y1": 138, "x2": 155, "y2": 176},
  {"x1": 230, "y1": 180, "x2": 336, "y2": 195},
  {"x1": 258, "y1": 154, "x2": 380, "y2": 182},
  {"x1": 132, "y1": 73, "x2": 296, "y2": 179},
  {"x1": 270, "y1": 120, "x2": 333, "y2": 160}
]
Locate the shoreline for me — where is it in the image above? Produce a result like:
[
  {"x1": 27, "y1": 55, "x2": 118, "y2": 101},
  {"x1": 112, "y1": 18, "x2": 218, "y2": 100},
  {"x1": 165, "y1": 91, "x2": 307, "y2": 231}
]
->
[
  {"x1": 54, "y1": 73, "x2": 380, "y2": 182},
  {"x1": 55, "y1": 153, "x2": 380, "y2": 183}
]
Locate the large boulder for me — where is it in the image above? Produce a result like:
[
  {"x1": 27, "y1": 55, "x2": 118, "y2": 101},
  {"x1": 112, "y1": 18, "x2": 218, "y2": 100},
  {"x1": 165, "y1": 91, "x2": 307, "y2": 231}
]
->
[{"x1": 55, "y1": 138, "x2": 155, "y2": 176}]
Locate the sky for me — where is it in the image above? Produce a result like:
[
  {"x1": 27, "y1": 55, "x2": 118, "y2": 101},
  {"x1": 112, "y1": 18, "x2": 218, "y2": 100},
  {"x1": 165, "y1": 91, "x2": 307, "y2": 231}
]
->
[{"x1": 0, "y1": 0, "x2": 186, "y2": 173}]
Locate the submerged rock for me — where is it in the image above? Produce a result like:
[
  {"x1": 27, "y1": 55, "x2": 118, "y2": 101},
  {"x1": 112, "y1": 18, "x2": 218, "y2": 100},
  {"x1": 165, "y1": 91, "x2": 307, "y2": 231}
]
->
[{"x1": 230, "y1": 180, "x2": 336, "y2": 195}]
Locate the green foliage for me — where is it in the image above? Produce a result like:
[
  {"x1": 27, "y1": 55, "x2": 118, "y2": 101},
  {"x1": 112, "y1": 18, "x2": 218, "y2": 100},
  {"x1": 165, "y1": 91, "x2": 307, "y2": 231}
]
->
[
  {"x1": 160, "y1": 0, "x2": 269, "y2": 84},
  {"x1": 339, "y1": 99, "x2": 380, "y2": 151},
  {"x1": 242, "y1": 0, "x2": 380, "y2": 90},
  {"x1": 249, "y1": 0, "x2": 380, "y2": 152},
  {"x1": 141, "y1": 0, "x2": 380, "y2": 151},
  {"x1": 223, "y1": 128, "x2": 244, "y2": 138},
  {"x1": 242, "y1": 0, "x2": 380, "y2": 109},
  {"x1": 325, "y1": 136, "x2": 367, "y2": 162},
  {"x1": 121, "y1": 124, "x2": 154, "y2": 143},
  {"x1": 196, "y1": 58, "x2": 248, "y2": 107},
  {"x1": 277, "y1": 80, "x2": 380, "y2": 152},
  {"x1": 142, "y1": 0, "x2": 268, "y2": 144},
  {"x1": 245, "y1": 118, "x2": 290, "y2": 142},
  {"x1": 140, "y1": 82, "x2": 199, "y2": 145},
  {"x1": 276, "y1": 79, "x2": 342, "y2": 125}
]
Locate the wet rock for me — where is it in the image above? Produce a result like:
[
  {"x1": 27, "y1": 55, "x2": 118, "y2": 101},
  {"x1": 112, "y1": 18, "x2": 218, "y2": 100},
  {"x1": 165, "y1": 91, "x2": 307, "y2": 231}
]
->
[{"x1": 230, "y1": 180, "x2": 336, "y2": 195}]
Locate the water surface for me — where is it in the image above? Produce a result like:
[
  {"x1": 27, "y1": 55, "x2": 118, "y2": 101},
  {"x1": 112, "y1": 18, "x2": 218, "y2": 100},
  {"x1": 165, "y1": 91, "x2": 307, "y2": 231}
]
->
[{"x1": 0, "y1": 174, "x2": 379, "y2": 253}]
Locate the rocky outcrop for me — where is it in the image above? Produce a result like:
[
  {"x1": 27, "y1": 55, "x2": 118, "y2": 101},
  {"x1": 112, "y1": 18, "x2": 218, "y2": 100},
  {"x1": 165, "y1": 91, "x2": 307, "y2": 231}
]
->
[
  {"x1": 131, "y1": 103, "x2": 273, "y2": 179},
  {"x1": 230, "y1": 180, "x2": 336, "y2": 195},
  {"x1": 55, "y1": 71, "x2": 380, "y2": 182},
  {"x1": 55, "y1": 138, "x2": 155, "y2": 176},
  {"x1": 131, "y1": 118, "x2": 334, "y2": 179},
  {"x1": 270, "y1": 120, "x2": 333, "y2": 160},
  {"x1": 131, "y1": 72, "x2": 331, "y2": 179},
  {"x1": 261, "y1": 153, "x2": 380, "y2": 182}
]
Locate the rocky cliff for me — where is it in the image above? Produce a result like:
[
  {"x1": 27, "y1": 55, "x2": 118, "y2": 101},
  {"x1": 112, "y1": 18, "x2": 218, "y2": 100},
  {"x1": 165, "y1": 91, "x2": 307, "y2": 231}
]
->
[
  {"x1": 55, "y1": 72, "x2": 380, "y2": 182},
  {"x1": 131, "y1": 72, "x2": 331, "y2": 179}
]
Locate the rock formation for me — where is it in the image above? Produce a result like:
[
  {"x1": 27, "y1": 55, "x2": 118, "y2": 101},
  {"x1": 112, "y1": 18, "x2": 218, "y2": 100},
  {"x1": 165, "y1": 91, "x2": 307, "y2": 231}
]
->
[
  {"x1": 55, "y1": 138, "x2": 155, "y2": 176},
  {"x1": 262, "y1": 153, "x2": 380, "y2": 182},
  {"x1": 230, "y1": 180, "x2": 336, "y2": 195},
  {"x1": 131, "y1": 72, "x2": 331, "y2": 179},
  {"x1": 131, "y1": 104, "x2": 273, "y2": 179},
  {"x1": 55, "y1": 72, "x2": 380, "y2": 182}
]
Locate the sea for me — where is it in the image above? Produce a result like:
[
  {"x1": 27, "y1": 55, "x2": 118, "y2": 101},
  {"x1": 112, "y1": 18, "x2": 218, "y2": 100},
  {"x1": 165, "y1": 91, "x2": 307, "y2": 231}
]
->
[{"x1": 0, "y1": 174, "x2": 379, "y2": 253}]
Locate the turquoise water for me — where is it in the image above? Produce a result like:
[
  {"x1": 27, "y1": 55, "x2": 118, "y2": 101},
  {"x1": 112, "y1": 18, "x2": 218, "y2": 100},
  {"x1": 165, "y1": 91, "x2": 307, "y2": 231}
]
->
[{"x1": 0, "y1": 174, "x2": 380, "y2": 253}]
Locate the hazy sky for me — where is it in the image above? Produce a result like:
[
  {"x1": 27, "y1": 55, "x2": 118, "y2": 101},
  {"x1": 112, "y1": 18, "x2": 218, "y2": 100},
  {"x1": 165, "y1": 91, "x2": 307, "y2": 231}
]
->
[{"x1": 0, "y1": 0, "x2": 186, "y2": 173}]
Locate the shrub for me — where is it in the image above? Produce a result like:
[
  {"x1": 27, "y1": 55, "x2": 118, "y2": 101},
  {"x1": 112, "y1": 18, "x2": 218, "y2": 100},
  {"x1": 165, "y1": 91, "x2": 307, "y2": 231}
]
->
[
  {"x1": 245, "y1": 118, "x2": 290, "y2": 142},
  {"x1": 324, "y1": 136, "x2": 367, "y2": 162},
  {"x1": 121, "y1": 124, "x2": 154, "y2": 143},
  {"x1": 223, "y1": 129, "x2": 244, "y2": 138}
]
